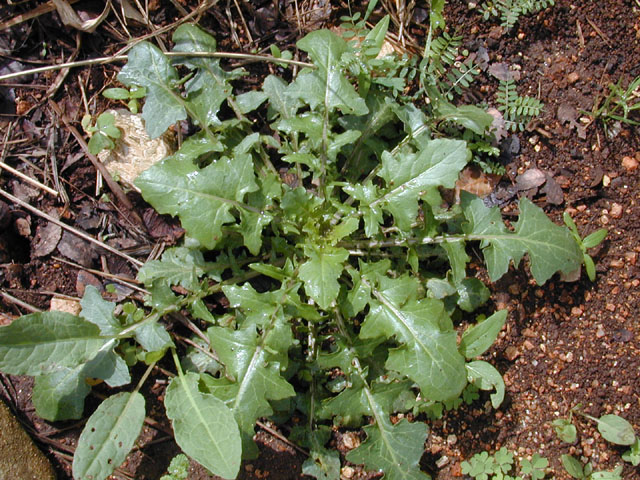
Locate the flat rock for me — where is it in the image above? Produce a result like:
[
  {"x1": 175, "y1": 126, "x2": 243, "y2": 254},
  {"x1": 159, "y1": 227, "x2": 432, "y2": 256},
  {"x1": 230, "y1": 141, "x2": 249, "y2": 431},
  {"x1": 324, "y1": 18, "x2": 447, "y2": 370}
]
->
[{"x1": 0, "y1": 400, "x2": 56, "y2": 480}]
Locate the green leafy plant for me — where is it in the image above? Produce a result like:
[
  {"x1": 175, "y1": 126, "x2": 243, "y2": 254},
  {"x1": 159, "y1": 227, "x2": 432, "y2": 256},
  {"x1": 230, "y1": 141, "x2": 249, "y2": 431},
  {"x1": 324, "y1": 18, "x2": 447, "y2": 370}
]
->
[
  {"x1": 574, "y1": 410, "x2": 639, "y2": 466},
  {"x1": 160, "y1": 454, "x2": 190, "y2": 480},
  {"x1": 0, "y1": 16, "x2": 588, "y2": 480},
  {"x1": 102, "y1": 84, "x2": 147, "y2": 113},
  {"x1": 563, "y1": 213, "x2": 607, "y2": 281},
  {"x1": 479, "y1": 0, "x2": 555, "y2": 31},
  {"x1": 561, "y1": 454, "x2": 623, "y2": 480},
  {"x1": 552, "y1": 414, "x2": 578, "y2": 444},
  {"x1": 81, "y1": 111, "x2": 121, "y2": 154},
  {"x1": 496, "y1": 79, "x2": 544, "y2": 131},
  {"x1": 622, "y1": 437, "x2": 640, "y2": 466},
  {"x1": 586, "y1": 75, "x2": 640, "y2": 131},
  {"x1": 462, "y1": 448, "x2": 549, "y2": 480}
]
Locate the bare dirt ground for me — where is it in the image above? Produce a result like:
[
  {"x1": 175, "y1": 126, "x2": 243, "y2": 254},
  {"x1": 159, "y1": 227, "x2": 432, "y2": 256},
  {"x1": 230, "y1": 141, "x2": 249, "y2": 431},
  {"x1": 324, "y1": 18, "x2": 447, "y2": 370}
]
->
[{"x1": 0, "y1": 1, "x2": 638, "y2": 479}]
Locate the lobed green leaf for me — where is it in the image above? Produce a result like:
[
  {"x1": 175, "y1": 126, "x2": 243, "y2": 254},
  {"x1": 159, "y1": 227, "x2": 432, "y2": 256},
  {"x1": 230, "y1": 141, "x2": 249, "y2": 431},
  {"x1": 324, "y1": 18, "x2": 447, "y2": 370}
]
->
[
  {"x1": 135, "y1": 153, "x2": 259, "y2": 250},
  {"x1": 461, "y1": 192, "x2": 582, "y2": 284}
]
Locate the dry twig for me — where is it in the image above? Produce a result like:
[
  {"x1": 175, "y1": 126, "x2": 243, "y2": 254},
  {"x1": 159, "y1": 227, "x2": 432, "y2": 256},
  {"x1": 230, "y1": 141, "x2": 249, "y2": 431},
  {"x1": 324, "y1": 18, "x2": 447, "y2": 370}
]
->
[{"x1": 0, "y1": 187, "x2": 144, "y2": 267}]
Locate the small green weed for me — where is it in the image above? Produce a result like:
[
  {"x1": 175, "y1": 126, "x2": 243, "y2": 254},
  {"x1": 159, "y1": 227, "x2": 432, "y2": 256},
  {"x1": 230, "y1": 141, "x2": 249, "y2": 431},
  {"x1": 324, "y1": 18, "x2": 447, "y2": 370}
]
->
[
  {"x1": 552, "y1": 414, "x2": 578, "y2": 444},
  {"x1": 563, "y1": 213, "x2": 607, "y2": 282},
  {"x1": 479, "y1": 0, "x2": 555, "y2": 31},
  {"x1": 555, "y1": 408, "x2": 638, "y2": 469},
  {"x1": 160, "y1": 454, "x2": 190, "y2": 480},
  {"x1": 561, "y1": 455, "x2": 622, "y2": 480},
  {"x1": 575, "y1": 409, "x2": 639, "y2": 466},
  {"x1": 461, "y1": 448, "x2": 549, "y2": 480},
  {"x1": 496, "y1": 79, "x2": 544, "y2": 132},
  {"x1": 81, "y1": 111, "x2": 121, "y2": 155},
  {"x1": 586, "y1": 75, "x2": 640, "y2": 131},
  {"x1": 102, "y1": 85, "x2": 147, "y2": 114}
]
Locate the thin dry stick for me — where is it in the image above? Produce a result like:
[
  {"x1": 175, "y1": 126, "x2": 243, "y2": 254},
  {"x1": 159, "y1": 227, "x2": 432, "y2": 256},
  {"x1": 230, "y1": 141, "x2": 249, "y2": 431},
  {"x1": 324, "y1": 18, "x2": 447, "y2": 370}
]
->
[
  {"x1": 576, "y1": 20, "x2": 585, "y2": 50},
  {"x1": 0, "y1": 51, "x2": 313, "y2": 83},
  {"x1": 585, "y1": 17, "x2": 612, "y2": 48},
  {"x1": 0, "y1": 121, "x2": 59, "y2": 195},
  {"x1": 0, "y1": 160, "x2": 58, "y2": 196},
  {"x1": 233, "y1": 0, "x2": 253, "y2": 45},
  {"x1": 51, "y1": 256, "x2": 148, "y2": 294},
  {"x1": 255, "y1": 420, "x2": 309, "y2": 456},
  {"x1": 0, "y1": 0, "x2": 82, "y2": 30},
  {"x1": 0, "y1": 290, "x2": 41, "y2": 313},
  {"x1": 0, "y1": 188, "x2": 144, "y2": 267}
]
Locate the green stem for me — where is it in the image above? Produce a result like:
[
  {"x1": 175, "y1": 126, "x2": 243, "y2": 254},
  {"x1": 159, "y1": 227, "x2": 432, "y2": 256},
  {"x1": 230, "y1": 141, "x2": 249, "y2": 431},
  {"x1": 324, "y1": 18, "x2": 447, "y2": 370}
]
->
[
  {"x1": 171, "y1": 347, "x2": 185, "y2": 378},
  {"x1": 132, "y1": 360, "x2": 157, "y2": 395}
]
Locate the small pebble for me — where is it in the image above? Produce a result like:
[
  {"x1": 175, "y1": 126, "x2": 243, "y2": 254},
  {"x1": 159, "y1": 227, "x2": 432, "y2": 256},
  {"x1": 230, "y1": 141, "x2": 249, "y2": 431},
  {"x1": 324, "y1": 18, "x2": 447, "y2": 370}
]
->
[
  {"x1": 436, "y1": 456, "x2": 450, "y2": 468},
  {"x1": 621, "y1": 155, "x2": 638, "y2": 171},
  {"x1": 341, "y1": 432, "x2": 360, "y2": 450},
  {"x1": 15, "y1": 218, "x2": 30, "y2": 237},
  {"x1": 610, "y1": 203, "x2": 623, "y2": 218},
  {"x1": 567, "y1": 72, "x2": 580, "y2": 84},
  {"x1": 602, "y1": 174, "x2": 611, "y2": 186},
  {"x1": 505, "y1": 346, "x2": 520, "y2": 361},
  {"x1": 523, "y1": 340, "x2": 535, "y2": 351},
  {"x1": 609, "y1": 258, "x2": 624, "y2": 268},
  {"x1": 596, "y1": 325, "x2": 606, "y2": 338},
  {"x1": 447, "y1": 435, "x2": 457, "y2": 446},
  {"x1": 625, "y1": 252, "x2": 637, "y2": 265},
  {"x1": 605, "y1": 303, "x2": 616, "y2": 312},
  {"x1": 341, "y1": 466, "x2": 355, "y2": 478},
  {"x1": 571, "y1": 306, "x2": 583, "y2": 316}
]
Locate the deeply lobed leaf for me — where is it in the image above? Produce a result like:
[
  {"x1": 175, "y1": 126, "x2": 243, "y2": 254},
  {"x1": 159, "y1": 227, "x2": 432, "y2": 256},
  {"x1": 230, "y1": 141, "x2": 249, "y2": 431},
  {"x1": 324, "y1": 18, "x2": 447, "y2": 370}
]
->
[{"x1": 461, "y1": 191, "x2": 582, "y2": 283}]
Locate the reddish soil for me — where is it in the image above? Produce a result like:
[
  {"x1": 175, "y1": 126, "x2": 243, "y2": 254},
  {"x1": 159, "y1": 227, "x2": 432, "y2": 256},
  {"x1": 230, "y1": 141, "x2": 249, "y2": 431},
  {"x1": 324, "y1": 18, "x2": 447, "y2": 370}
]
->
[{"x1": 0, "y1": 1, "x2": 638, "y2": 479}]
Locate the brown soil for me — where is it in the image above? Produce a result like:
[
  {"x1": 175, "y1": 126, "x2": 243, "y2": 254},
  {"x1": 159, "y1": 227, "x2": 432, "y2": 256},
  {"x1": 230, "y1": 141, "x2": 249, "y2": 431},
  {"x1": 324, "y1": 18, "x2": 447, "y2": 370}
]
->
[{"x1": 0, "y1": 1, "x2": 638, "y2": 479}]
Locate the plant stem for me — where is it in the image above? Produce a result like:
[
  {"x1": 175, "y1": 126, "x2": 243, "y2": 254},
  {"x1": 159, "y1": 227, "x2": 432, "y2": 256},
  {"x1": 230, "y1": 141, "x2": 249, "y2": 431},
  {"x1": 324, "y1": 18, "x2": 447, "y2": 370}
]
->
[{"x1": 132, "y1": 361, "x2": 157, "y2": 395}]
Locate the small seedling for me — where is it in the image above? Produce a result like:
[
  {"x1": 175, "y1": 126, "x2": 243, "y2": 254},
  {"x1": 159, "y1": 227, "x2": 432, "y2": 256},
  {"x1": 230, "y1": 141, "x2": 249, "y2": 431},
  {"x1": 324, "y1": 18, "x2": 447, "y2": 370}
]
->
[
  {"x1": 520, "y1": 454, "x2": 549, "y2": 480},
  {"x1": 563, "y1": 213, "x2": 607, "y2": 281},
  {"x1": 586, "y1": 75, "x2": 640, "y2": 130},
  {"x1": 573, "y1": 409, "x2": 639, "y2": 466},
  {"x1": 160, "y1": 454, "x2": 189, "y2": 480},
  {"x1": 621, "y1": 437, "x2": 640, "y2": 466},
  {"x1": 561, "y1": 454, "x2": 622, "y2": 480},
  {"x1": 102, "y1": 85, "x2": 147, "y2": 113},
  {"x1": 575, "y1": 411, "x2": 637, "y2": 446},
  {"x1": 462, "y1": 448, "x2": 549, "y2": 480},
  {"x1": 478, "y1": 0, "x2": 555, "y2": 31},
  {"x1": 552, "y1": 412, "x2": 578, "y2": 443},
  {"x1": 81, "y1": 111, "x2": 121, "y2": 155},
  {"x1": 496, "y1": 79, "x2": 544, "y2": 132}
]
